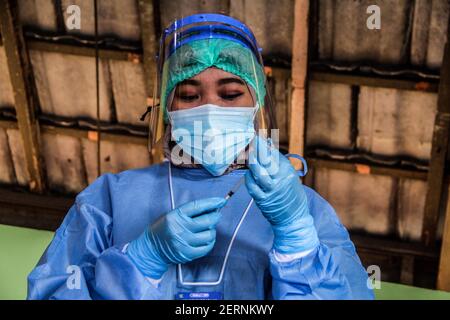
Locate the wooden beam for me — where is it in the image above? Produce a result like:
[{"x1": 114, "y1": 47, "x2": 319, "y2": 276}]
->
[
  {"x1": 0, "y1": 184, "x2": 440, "y2": 276},
  {"x1": 0, "y1": 1, "x2": 45, "y2": 193},
  {"x1": 27, "y1": 39, "x2": 141, "y2": 62},
  {"x1": 137, "y1": 0, "x2": 161, "y2": 162},
  {"x1": 1, "y1": 118, "x2": 435, "y2": 180},
  {"x1": 289, "y1": 0, "x2": 309, "y2": 170},
  {"x1": 308, "y1": 157, "x2": 429, "y2": 181},
  {"x1": 351, "y1": 234, "x2": 439, "y2": 260},
  {"x1": 0, "y1": 185, "x2": 440, "y2": 285},
  {"x1": 0, "y1": 187, "x2": 72, "y2": 231},
  {"x1": 52, "y1": 0, "x2": 66, "y2": 34},
  {"x1": 310, "y1": 71, "x2": 439, "y2": 93},
  {"x1": 41, "y1": 124, "x2": 147, "y2": 146},
  {"x1": 422, "y1": 25, "x2": 450, "y2": 247},
  {"x1": 0, "y1": 118, "x2": 147, "y2": 145},
  {"x1": 0, "y1": 183, "x2": 439, "y2": 259},
  {"x1": 436, "y1": 20, "x2": 450, "y2": 291},
  {"x1": 400, "y1": 256, "x2": 415, "y2": 285},
  {"x1": 437, "y1": 187, "x2": 450, "y2": 291},
  {"x1": 0, "y1": 118, "x2": 18, "y2": 130},
  {"x1": 19, "y1": 38, "x2": 445, "y2": 95},
  {"x1": 137, "y1": 0, "x2": 159, "y2": 92}
]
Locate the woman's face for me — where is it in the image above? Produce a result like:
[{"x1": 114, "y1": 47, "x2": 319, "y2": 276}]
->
[{"x1": 170, "y1": 67, "x2": 254, "y2": 111}]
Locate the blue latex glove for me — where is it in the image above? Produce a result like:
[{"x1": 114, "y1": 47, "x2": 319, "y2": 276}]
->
[
  {"x1": 127, "y1": 197, "x2": 226, "y2": 279},
  {"x1": 245, "y1": 136, "x2": 319, "y2": 254}
]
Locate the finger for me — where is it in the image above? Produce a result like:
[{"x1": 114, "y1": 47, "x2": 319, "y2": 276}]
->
[
  {"x1": 248, "y1": 150, "x2": 273, "y2": 191},
  {"x1": 277, "y1": 153, "x2": 296, "y2": 177},
  {"x1": 245, "y1": 170, "x2": 266, "y2": 200},
  {"x1": 184, "y1": 229, "x2": 216, "y2": 247},
  {"x1": 254, "y1": 136, "x2": 273, "y2": 167},
  {"x1": 256, "y1": 136, "x2": 284, "y2": 177},
  {"x1": 184, "y1": 241, "x2": 215, "y2": 260},
  {"x1": 188, "y1": 209, "x2": 222, "y2": 232},
  {"x1": 177, "y1": 197, "x2": 226, "y2": 218}
]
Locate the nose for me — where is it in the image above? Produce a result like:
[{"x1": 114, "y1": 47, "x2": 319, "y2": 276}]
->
[{"x1": 200, "y1": 91, "x2": 222, "y2": 106}]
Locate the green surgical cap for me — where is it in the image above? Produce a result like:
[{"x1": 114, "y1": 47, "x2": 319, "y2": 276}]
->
[{"x1": 160, "y1": 38, "x2": 266, "y2": 120}]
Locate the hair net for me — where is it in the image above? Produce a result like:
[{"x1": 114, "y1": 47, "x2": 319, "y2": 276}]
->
[{"x1": 160, "y1": 38, "x2": 266, "y2": 121}]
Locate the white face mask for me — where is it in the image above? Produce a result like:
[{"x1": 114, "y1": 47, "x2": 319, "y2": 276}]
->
[{"x1": 168, "y1": 104, "x2": 258, "y2": 176}]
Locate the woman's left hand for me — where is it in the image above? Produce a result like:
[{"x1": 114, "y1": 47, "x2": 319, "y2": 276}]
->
[{"x1": 245, "y1": 136, "x2": 319, "y2": 254}]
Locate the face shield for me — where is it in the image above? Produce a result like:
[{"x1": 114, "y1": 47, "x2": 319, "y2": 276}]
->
[
  {"x1": 144, "y1": 14, "x2": 278, "y2": 175},
  {"x1": 145, "y1": 13, "x2": 277, "y2": 154}
]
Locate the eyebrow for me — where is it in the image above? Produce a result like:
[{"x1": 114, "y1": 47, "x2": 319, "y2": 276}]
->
[
  {"x1": 217, "y1": 78, "x2": 246, "y2": 86},
  {"x1": 178, "y1": 79, "x2": 201, "y2": 86},
  {"x1": 177, "y1": 77, "x2": 246, "y2": 87}
]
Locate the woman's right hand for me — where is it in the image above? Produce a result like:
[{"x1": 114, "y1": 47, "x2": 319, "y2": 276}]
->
[{"x1": 126, "y1": 197, "x2": 226, "y2": 279}]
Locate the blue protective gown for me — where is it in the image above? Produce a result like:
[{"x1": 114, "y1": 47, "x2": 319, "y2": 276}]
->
[{"x1": 27, "y1": 161, "x2": 375, "y2": 300}]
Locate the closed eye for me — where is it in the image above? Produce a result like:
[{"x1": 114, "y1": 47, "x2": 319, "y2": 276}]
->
[
  {"x1": 221, "y1": 92, "x2": 244, "y2": 100},
  {"x1": 178, "y1": 94, "x2": 200, "y2": 102}
]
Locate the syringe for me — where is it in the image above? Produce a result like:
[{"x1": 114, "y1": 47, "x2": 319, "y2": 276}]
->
[{"x1": 224, "y1": 175, "x2": 246, "y2": 200}]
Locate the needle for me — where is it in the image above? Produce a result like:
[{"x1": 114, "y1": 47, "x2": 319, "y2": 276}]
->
[
  {"x1": 223, "y1": 136, "x2": 264, "y2": 201},
  {"x1": 225, "y1": 175, "x2": 246, "y2": 200}
]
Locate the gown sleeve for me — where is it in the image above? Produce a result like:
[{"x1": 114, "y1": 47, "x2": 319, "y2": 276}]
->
[
  {"x1": 27, "y1": 173, "x2": 163, "y2": 300},
  {"x1": 268, "y1": 188, "x2": 375, "y2": 300}
]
